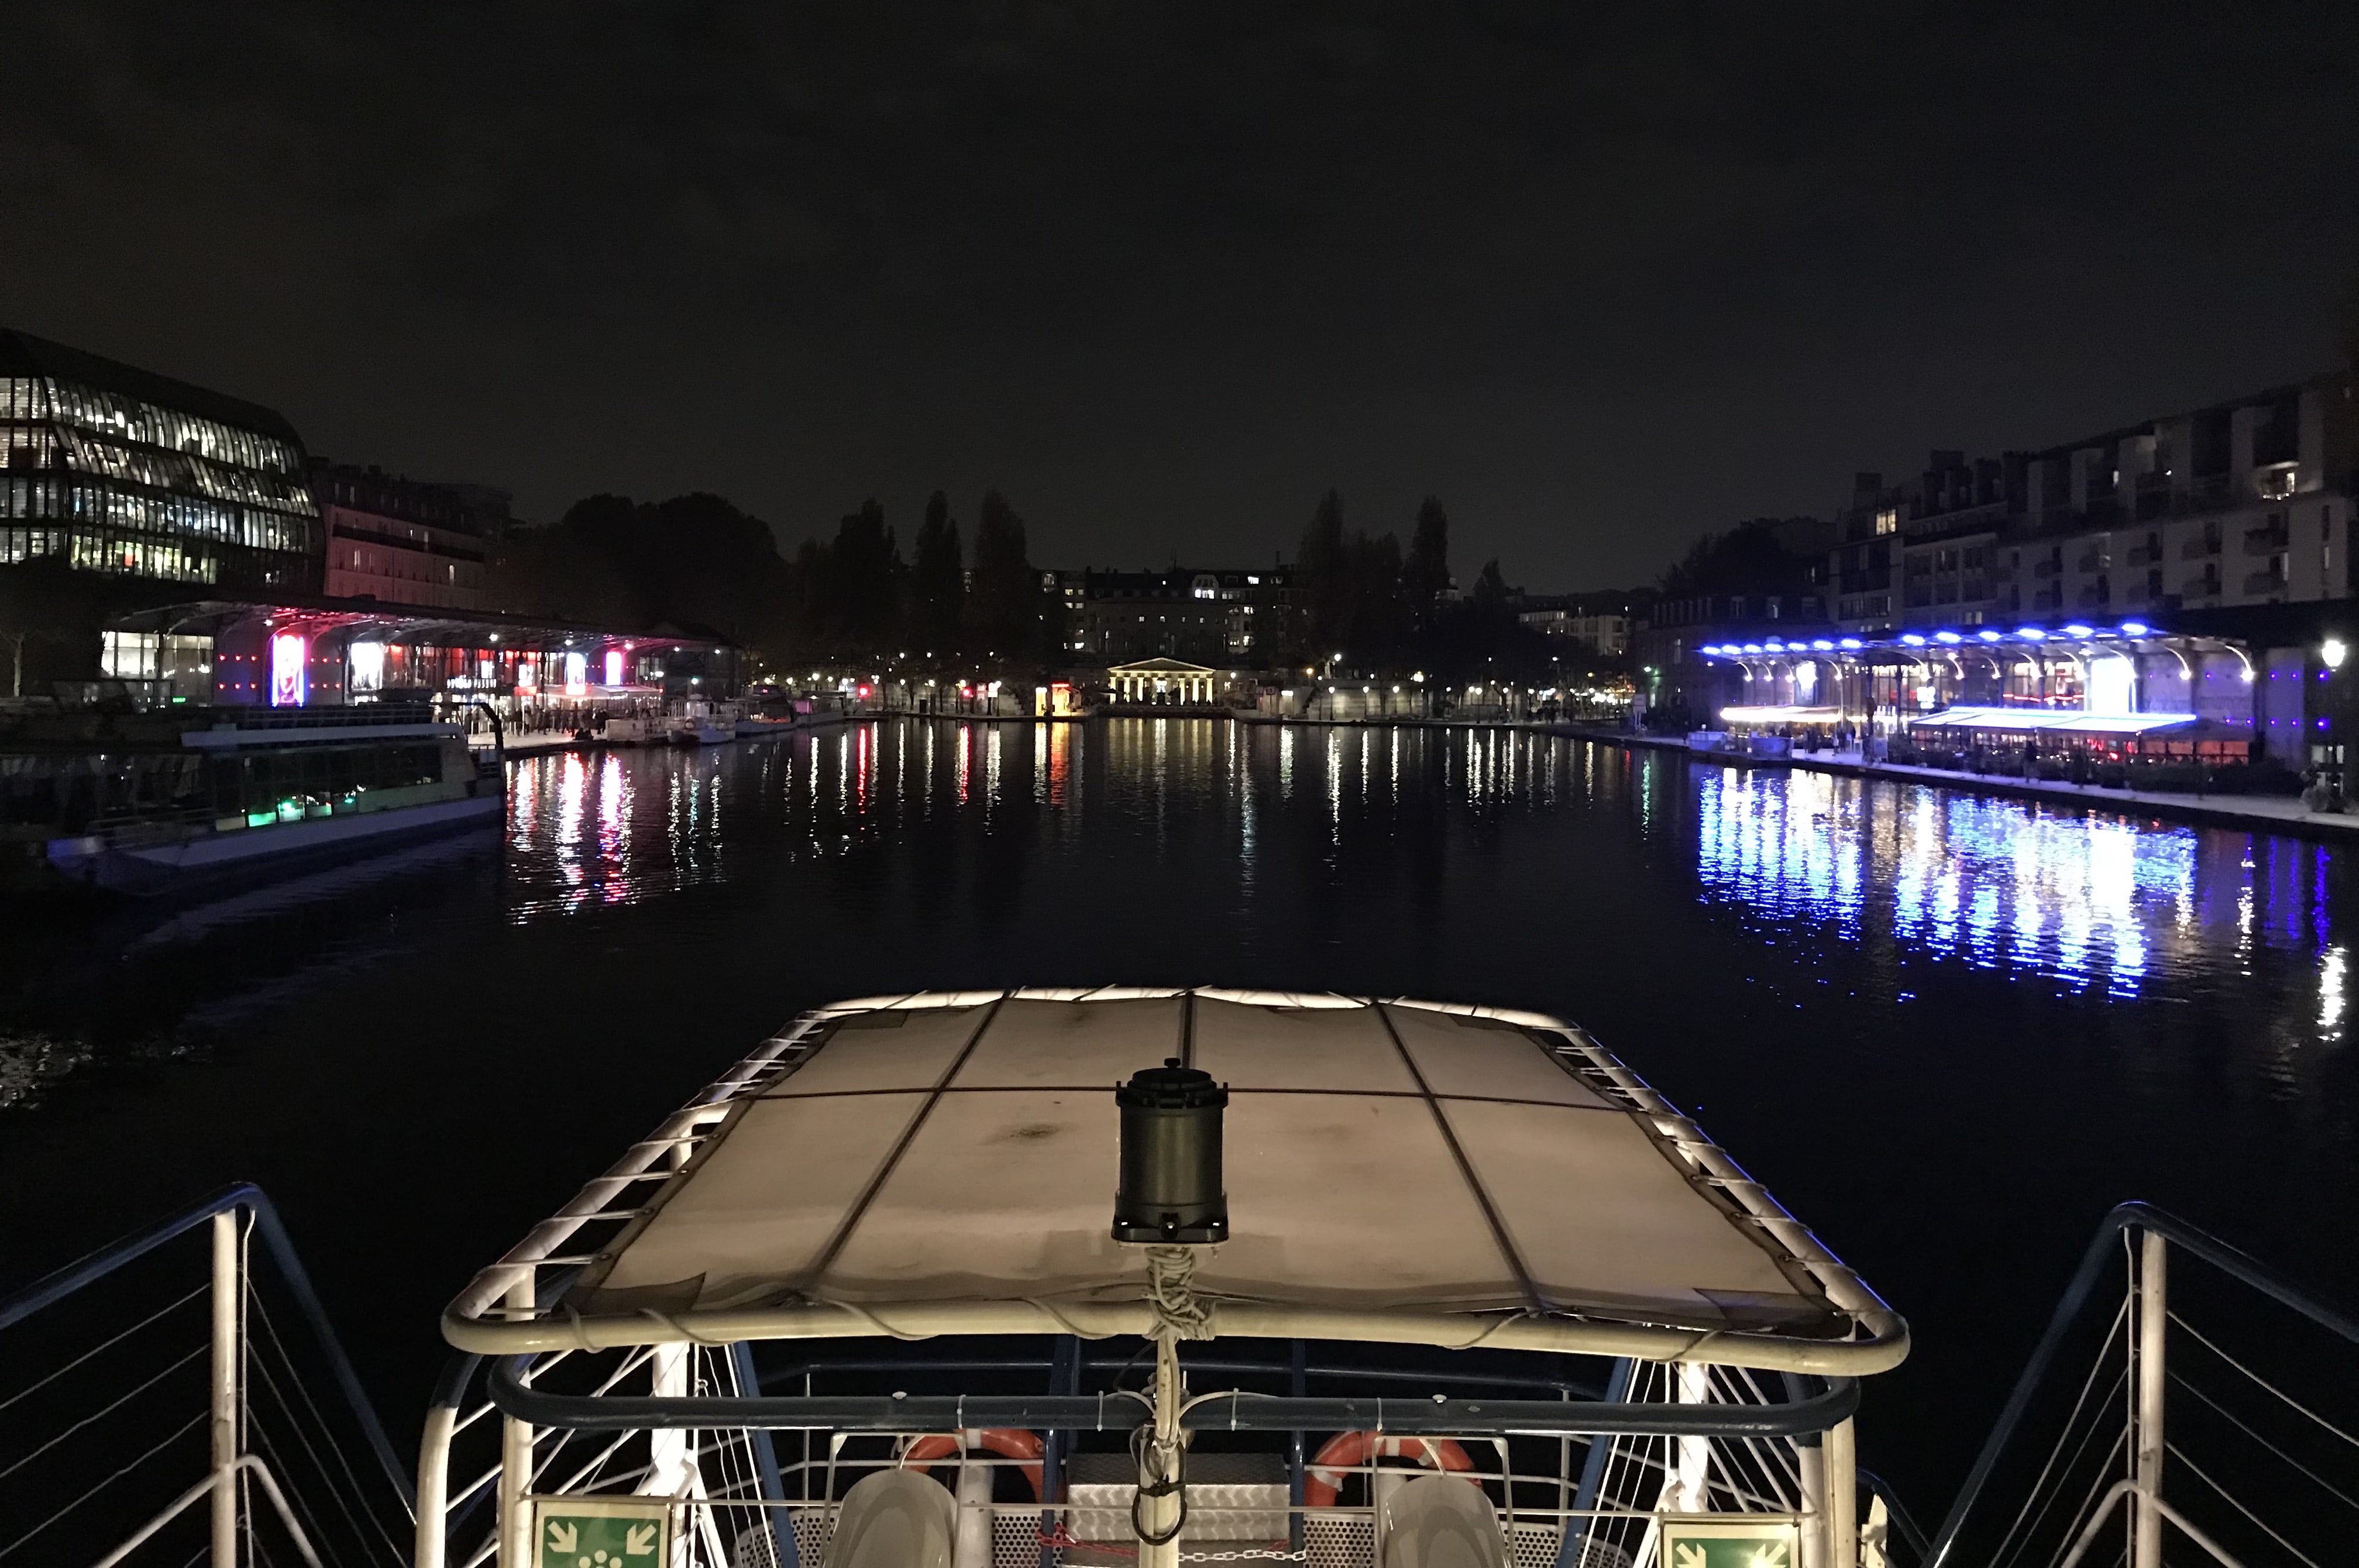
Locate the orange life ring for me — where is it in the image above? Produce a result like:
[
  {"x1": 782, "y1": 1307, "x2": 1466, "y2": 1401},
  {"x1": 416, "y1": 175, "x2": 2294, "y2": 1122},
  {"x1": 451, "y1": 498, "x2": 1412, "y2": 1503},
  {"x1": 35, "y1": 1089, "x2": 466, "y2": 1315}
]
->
[
  {"x1": 902, "y1": 1429, "x2": 1046, "y2": 1498},
  {"x1": 1304, "y1": 1432, "x2": 1476, "y2": 1508}
]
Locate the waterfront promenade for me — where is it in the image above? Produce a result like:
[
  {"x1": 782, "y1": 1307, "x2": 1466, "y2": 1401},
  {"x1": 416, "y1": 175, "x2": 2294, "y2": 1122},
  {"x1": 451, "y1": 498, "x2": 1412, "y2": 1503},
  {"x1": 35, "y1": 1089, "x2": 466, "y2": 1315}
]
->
[{"x1": 1563, "y1": 727, "x2": 2359, "y2": 841}]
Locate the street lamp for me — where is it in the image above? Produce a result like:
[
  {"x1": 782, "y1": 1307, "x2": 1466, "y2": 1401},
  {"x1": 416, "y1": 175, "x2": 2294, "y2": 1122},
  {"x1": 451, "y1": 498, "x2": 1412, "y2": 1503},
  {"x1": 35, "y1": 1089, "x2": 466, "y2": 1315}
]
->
[{"x1": 2324, "y1": 638, "x2": 2351, "y2": 810}]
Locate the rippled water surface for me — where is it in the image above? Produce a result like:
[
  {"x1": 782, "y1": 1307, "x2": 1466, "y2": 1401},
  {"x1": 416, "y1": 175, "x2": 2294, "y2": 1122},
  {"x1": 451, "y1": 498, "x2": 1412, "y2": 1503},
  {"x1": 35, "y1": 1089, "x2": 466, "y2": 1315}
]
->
[{"x1": 5, "y1": 719, "x2": 2354, "y2": 1509}]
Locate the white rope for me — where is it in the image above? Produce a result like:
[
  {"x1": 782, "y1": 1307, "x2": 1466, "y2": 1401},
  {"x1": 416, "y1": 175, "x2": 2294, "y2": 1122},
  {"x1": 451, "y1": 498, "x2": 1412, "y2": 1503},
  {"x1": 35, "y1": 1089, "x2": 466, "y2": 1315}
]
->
[
  {"x1": 2170, "y1": 1311, "x2": 2359, "y2": 1451},
  {"x1": 0, "y1": 1408, "x2": 207, "y2": 1564},
  {"x1": 2030, "y1": 1432, "x2": 2125, "y2": 1568},
  {"x1": 1987, "y1": 1298, "x2": 2130, "y2": 1568},
  {"x1": 1995, "y1": 1379, "x2": 2125, "y2": 1568},
  {"x1": 0, "y1": 1343, "x2": 206, "y2": 1483},
  {"x1": 248, "y1": 1295, "x2": 407, "y2": 1556},
  {"x1": 2167, "y1": 1371, "x2": 2359, "y2": 1515},
  {"x1": 1144, "y1": 1247, "x2": 1215, "y2": 1341},
  {"x1": 2166, "y1": 1440, "x2": 2324, "y2": 1568},
  {"x1": 0, "y1": 1282, "x2": 205, "y2": 1415}
]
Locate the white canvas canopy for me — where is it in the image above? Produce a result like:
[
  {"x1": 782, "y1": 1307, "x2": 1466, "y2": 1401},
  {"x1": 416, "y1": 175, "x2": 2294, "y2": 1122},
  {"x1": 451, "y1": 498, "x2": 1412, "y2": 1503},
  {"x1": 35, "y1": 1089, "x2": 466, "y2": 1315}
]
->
[{"x1": 443, "y1": 991, "x2": 1905, "y2": 1374}]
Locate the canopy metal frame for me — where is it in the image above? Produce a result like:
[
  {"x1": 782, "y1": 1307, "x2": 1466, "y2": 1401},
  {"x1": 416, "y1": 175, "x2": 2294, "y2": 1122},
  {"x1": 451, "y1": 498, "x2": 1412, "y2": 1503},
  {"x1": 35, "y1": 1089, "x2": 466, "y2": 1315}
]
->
[{"x1": 439, "y1": 990, "x2": 1906, "y2": 1377}]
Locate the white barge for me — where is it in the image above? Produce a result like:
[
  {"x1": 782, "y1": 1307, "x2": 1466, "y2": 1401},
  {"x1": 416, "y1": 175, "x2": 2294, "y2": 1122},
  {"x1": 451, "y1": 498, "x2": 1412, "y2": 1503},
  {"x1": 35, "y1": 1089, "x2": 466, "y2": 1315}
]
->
[{"x1": 432, "y1": 990, "x2": 1906, "y2": 1568}]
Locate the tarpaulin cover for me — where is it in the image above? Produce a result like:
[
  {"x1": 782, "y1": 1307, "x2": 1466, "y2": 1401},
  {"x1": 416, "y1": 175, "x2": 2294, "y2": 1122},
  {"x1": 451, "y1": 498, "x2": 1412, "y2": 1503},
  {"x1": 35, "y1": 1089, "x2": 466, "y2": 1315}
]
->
[{"x1": 573, "y1": 994, "x2": 1835, "y2": 1335}]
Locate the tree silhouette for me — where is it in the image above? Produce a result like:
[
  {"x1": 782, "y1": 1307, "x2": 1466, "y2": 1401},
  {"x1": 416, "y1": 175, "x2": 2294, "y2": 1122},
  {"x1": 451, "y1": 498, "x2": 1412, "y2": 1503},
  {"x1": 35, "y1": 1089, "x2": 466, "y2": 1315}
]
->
[
  {"x1": 968, "y1": 490, "x2": 1042, "y2": 661},
  {"x1": 489, "y1": 490, "x2": 794, "y2": 655},
  {"x1": 1658, "y1": 518, "x2": 1820, "y2": 599},
  {"x1": 910, "y1": 490, "x2": 964, "y2": 655},
  {"x1": 1293, "y1": 489, "x2": 1350, "y2": 661},
  {"x1": 1405, "y1": 496, "x2": 1450, "y2": 630},
  {"x1": 824, "y1": 499, "x2": 904, "y2": 654}
]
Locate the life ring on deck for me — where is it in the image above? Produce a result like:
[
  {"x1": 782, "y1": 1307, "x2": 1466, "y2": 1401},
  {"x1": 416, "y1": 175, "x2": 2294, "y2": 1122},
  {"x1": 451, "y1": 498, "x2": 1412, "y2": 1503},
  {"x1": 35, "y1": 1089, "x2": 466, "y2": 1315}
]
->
[
  {"x1": 1304, "y1": 1432, "x2": 1476, "y2": 1507},
  {"x1": 902, "y1": 1429, "x2": 1046, "y2": 1498}
]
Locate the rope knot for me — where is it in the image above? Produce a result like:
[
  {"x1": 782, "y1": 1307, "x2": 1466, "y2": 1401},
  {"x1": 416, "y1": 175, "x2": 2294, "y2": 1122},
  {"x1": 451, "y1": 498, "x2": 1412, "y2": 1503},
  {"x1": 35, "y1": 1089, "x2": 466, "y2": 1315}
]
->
[{"x1": 1144, "y1": 1245, "x2": 1215, "y2": 1340}]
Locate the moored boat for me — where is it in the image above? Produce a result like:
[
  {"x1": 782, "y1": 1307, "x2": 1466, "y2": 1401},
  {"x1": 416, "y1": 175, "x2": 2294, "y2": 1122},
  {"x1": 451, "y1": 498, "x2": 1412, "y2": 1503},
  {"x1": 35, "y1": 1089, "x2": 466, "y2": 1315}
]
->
[
  {"x1": 669, "y1": 700, "x2": 742, "y2": 745},
  {"x1": 429, "y1": 989, "x2": 1906, "y2": 1568},
  {"x1": 4, "y1": 697, "x2": 504, "y2": 896}
]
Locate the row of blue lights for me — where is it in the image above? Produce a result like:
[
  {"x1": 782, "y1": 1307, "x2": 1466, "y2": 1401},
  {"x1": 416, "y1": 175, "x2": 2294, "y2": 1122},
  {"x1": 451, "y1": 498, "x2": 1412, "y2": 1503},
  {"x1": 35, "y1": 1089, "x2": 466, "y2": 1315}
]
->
[{"x1": 1701, "y1": 621, "x2": 2152, "y2": 658}]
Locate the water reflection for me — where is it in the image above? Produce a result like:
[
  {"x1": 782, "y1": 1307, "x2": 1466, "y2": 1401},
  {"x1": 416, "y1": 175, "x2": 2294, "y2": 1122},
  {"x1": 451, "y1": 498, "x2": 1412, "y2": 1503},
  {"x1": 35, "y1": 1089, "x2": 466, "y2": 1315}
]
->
[
  {"x1": 1687, "y1": 764, "x2": 2336, "y2": 999},
  {"x1": 493, "y1": 727, "x2": 2350, "y2": 1021},
  {"x1": 8, "y1": 720, "x2": 2354, "y2": 1109}
]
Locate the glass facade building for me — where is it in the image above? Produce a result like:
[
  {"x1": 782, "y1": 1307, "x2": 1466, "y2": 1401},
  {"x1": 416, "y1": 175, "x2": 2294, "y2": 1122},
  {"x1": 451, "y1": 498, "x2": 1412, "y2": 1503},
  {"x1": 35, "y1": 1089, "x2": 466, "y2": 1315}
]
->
[{"x1": 0, "y1": 330, "x2": 318, "y2": 593}]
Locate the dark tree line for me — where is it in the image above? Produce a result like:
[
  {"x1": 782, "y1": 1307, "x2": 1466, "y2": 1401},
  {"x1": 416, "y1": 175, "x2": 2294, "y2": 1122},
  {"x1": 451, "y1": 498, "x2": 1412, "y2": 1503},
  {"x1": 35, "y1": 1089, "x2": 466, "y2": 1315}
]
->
[
  {"x1": 491, "y1": 483, "x2": 1590, "y2": 680},
  {"x1": 1656, "y1": 517, "x2": 1822, "y2": 599},
  {"x1": 493, "y1": 487, "x2": 1060, "y2": 672},
  {"x1": 788, "y1": 489, "x2": 1058, "y2": 663},
  {"x1": 488, "y1": 491, "x2": 796, "y2": 652},
  {"x1": 1287, "y1": 491, "x2": 1544, "y2": 678}
]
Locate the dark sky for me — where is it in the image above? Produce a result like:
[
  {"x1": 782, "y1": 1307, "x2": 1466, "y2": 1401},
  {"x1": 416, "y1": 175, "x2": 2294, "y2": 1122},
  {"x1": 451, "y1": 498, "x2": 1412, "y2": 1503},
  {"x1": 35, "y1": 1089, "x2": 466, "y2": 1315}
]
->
[{"x1": 4, "y1": 4, "x2": 2354, "y2": 590}]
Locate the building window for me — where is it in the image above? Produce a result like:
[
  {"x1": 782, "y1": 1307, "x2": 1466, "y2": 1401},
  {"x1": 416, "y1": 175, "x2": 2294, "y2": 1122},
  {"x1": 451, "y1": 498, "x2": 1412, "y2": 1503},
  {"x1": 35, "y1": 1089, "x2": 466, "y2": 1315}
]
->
[{"x1": 1875, "y1": 508, "x2": 1898, "y2": 536}]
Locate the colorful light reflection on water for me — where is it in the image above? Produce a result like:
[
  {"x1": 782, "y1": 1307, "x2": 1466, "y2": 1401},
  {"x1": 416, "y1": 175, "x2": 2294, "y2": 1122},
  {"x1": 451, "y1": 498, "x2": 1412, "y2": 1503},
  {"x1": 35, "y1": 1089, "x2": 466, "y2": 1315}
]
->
[{"x1": 1690, "y1": 764, "x2": 2341, "y2": 1012}]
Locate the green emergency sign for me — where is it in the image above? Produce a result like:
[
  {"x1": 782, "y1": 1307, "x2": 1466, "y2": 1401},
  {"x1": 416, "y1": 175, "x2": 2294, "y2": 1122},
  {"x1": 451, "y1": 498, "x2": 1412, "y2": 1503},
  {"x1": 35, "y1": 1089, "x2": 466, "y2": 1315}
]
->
[
  {"x1": 532, "y1": 1497, "x2": 672, "y2": 1568},
  {"x1": 1660, "y1": 1518, "x2": 1802, "y2": 1568}
]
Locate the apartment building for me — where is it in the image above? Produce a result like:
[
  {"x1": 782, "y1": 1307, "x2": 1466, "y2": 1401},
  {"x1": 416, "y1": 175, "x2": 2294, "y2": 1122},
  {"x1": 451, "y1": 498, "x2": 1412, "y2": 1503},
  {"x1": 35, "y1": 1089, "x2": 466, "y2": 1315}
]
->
[
  {"x1": 314, "y1": 461, "x2": 510, "y2": 611},
  {"x1": 1829, "y1": 371, "x2": 2355, "y2": 636},
  {"x1": 1056, "y1": 566, "x2": 1292, "y2": 664},
  {"x1": 1517, "y1": 590, "x2": 1648, "y2": 657}
]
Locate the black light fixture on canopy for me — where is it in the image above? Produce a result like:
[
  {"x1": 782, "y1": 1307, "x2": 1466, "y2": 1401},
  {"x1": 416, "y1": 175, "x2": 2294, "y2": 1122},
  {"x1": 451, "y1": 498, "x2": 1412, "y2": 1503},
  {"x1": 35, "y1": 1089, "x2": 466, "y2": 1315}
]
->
[{"x1": 1112, "y1": 1058, "x2": 1228, "y2": 1244}]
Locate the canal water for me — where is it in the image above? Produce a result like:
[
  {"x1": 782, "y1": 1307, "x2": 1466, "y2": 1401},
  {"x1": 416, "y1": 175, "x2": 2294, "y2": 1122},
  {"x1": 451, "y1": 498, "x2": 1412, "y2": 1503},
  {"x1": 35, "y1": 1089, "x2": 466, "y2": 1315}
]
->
[{"x1": 3, "y1": 718, "x2": 2354, "y2": 1519}]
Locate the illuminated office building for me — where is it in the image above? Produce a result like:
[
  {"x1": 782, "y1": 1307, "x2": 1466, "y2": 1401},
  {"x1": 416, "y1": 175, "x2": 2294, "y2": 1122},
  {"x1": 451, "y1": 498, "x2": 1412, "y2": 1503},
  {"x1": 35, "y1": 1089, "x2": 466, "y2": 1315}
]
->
[{"x1": 0, "y1": 329, "x2": 319, "y2": 594}]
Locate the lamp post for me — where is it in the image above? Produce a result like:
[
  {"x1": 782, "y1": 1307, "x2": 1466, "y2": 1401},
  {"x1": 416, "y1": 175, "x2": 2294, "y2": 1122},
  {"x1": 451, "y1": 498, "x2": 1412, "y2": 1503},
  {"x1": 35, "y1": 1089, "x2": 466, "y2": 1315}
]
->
[{"x1": 2323, "y1": 638, "x2": 2348, "y2": 808}]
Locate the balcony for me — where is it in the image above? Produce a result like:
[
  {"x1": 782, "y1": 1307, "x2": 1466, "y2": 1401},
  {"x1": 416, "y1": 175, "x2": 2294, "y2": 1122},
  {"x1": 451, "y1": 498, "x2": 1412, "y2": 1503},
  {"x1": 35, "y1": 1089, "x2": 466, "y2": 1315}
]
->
[
  {"x1": 2254, "y1": 464, "x2": 2299, "y2": 502},
  {"x1": 2076, "y1": 584, "x2": 2111, "y2": 608},
  {"x1": 2181, "y1": 537, "x2": 2222, "y2": 560},
  {"x1": 2124, "y1": 543, "x2": 2161, "y2": 566},
  {"x1": 2033, "y1": 587, "x2": 2062, "y2": 611},
  {"x1": 2244, "y1": 569, "x2": 2287, "y2": 596},
  {"x1": 2244, "y1": 524, "x2": 2290, "y2": 556},
  {"x1": 2032, "y1": 558, "x2": 2062, "y2": 579},
  {"x1": 2075, "y1": 551, "x2": 2107, "y2": 574},
  {"x1": 2182, "y1": 575, "x2": 2221, "y2": 600}
]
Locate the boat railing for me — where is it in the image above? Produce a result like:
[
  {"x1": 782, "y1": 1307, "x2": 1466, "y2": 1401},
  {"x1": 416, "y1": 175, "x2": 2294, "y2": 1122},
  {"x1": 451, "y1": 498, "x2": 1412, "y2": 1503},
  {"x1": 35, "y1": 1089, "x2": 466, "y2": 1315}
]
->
[
  {"x1": 1924, "y1": 1200, "x2": 2359, "y2": 1568},
  {"x1": 0, "y1": 1183, "x2": 415, "y2": 1568},
  {"x1": 211, "y1": 702, "x2": 443, "y2": 732},
  {"x1": 421, "y1": 1338, "x2": 1858, "y2": 1568}
]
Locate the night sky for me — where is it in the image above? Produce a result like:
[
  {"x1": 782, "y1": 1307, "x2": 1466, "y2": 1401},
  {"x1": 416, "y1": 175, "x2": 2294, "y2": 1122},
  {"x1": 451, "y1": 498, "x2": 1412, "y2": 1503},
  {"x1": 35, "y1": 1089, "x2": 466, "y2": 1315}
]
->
[{"x1": 5, "y1": 4, "x2": 2353, "y2": 588}]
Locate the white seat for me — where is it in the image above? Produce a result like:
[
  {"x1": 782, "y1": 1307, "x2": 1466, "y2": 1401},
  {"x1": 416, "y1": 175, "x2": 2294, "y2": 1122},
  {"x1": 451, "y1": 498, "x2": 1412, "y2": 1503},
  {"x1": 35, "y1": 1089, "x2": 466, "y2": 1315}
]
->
[
  {"x1": 1378, "y1": 1473, "x2": 1508, "y2": 1568},
  {"x1": 828, "y1": 1469, "x2": 957, "y2": 1568}
]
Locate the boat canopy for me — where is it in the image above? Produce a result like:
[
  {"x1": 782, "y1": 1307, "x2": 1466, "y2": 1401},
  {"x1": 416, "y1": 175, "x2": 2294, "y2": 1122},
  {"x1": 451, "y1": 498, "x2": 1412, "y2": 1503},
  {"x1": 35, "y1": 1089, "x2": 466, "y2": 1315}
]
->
[{"x1": 443, "y1": 991, "x2": 1905, "y2": 1374}]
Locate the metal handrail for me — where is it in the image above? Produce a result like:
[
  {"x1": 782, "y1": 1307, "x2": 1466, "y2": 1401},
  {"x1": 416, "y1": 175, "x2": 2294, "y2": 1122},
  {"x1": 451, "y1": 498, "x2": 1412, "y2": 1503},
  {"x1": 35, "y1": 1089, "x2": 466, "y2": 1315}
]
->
[
  {"x1": 0, "y1": 1180, "x2": 416, "y2": 1512},
  {"x1": 1923, "y1": 1200, "x2": 2359, "y2": 1568},
  {"x1": 744, "y1": 1353, "x2": 1606, "y2": 1398},
  {"x1": 1855, "y1": 1468, "x2": 1929, "y2": 1563},
  {"x1": 486, "y1": 1353, "x2": 1862, "y2": 1437}
]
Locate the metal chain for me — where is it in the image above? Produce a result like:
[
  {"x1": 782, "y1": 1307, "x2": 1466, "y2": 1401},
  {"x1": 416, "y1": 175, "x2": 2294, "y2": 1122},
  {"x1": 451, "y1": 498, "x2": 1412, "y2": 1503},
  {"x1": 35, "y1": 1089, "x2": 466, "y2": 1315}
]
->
[{"x1": 1177, "y1": 1550, "x2": 1307, "y2": 1563}]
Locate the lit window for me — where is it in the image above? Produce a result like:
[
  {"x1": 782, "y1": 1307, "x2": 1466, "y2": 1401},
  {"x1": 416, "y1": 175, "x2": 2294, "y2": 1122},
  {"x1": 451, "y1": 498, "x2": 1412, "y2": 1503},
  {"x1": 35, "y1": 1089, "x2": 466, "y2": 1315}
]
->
[{"x1": 1875, "y1": 508, "x2": 1898, "y2": 535}]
